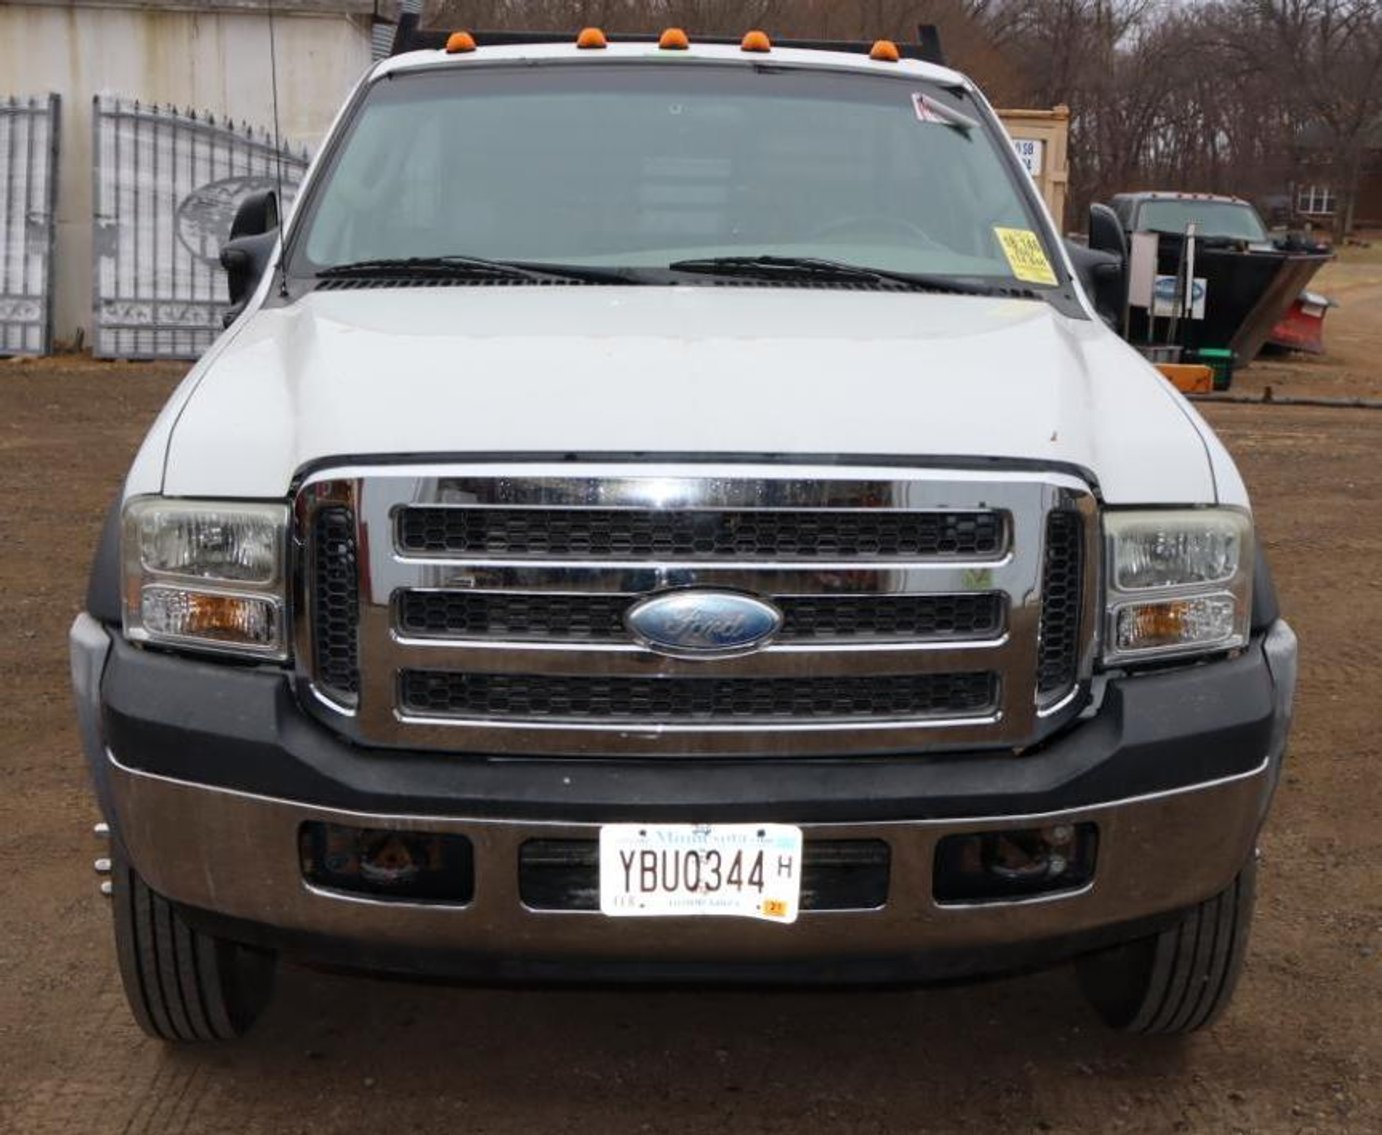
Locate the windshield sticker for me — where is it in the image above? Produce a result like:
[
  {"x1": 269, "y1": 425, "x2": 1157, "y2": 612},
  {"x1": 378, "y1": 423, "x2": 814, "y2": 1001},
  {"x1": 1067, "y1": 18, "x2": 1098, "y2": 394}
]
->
[
  {"x1": 994, "y1": 227, "x2": 1058, "y2": 286},
  {"x1": 911, "y1": 93, "x2": 979, "y2": 132},
  {"x1": 912, "y1": 93, "x2": 946, "y2": 123}
]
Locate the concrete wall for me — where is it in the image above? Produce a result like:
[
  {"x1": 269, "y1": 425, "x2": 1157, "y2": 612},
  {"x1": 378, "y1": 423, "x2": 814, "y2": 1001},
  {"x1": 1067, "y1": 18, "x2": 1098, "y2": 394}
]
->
[{"x1": 0, "y1": 2, "x2": 377, "y2": 344}]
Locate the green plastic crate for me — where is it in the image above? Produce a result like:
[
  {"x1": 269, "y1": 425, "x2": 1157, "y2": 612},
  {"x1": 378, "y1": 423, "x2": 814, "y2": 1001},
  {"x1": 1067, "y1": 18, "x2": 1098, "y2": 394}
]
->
[{"x1": 1190, "y1": 348, "x2": 1235, "y2": 391}]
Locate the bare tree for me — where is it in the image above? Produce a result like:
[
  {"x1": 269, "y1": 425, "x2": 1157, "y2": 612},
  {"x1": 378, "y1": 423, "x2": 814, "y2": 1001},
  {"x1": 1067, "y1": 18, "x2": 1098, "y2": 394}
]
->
[{"x1": 1210, "y1": 0, "x2": 1382, "y2": 233}]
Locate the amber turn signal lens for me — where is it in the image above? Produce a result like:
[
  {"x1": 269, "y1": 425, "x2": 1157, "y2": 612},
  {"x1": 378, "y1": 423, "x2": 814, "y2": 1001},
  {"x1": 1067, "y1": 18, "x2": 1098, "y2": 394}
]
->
[
  {"x1": 659, "y1": 27, "x2": 690, "y2": 50},
  {"x1": 576, "y1": 27, "x2": 608, "y2": 49},
  {"x1": 741, "y1": 30, "x2": 772, "y2": 53},
  {"x1": 141, "y1": 586, "x2": 282, "y2": 651},
  {"x1": 1115, "y1": 597, "x2": 1237, "y2": 653},
  {"x1": 869, "y1": 39, "x2": 901, "y2": 63},
  {"x1": 445, "y1": 31, "x2": 477, "y2": 54}
]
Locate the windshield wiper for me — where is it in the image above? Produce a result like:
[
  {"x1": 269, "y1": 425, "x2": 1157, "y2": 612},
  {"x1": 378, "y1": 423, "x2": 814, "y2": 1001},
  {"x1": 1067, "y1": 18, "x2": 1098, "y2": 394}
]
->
[
  {"x1": 665, "y1": 255, "x2": 1036, "y2": 297},
  {"x1": 316, "y1": 255, "x2": 633, "y2": 285}
]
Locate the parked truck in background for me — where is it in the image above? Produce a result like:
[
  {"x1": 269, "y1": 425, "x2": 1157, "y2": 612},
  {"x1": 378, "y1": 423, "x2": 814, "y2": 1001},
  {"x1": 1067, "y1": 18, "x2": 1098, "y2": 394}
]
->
[
  {"x1": 71, "y1": 28, "x2": 1297, "y2": 1044},
  {"x1": 1110, "y1": 190, "x2": 1334, "y2": 365}
]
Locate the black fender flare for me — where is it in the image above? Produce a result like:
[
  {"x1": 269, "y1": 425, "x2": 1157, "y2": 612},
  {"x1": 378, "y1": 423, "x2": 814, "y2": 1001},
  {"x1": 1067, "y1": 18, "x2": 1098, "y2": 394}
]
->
[
  {"x1": 1251, "y1": 538, "x2": 1280, "y2": 632},
  {"x1": 87, "y1": 491, "x2": 124, "y2": 625}
]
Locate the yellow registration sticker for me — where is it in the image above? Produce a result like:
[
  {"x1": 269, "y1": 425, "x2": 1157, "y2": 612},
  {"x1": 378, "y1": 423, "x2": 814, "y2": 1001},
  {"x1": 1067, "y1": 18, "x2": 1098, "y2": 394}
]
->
[{"x1": 994, "y1": 227, "x2": 1058, "y2": 286}]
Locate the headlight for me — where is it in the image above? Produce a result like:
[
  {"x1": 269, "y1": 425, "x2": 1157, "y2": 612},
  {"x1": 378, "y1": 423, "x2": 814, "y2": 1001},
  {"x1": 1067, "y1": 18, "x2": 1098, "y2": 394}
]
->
[
  {"x1": 1103, "y1": 509, "x2": 1252, "y2": 664},
  {"x1": 122, "y1": 498, "x2": 290, "y2": 660}
]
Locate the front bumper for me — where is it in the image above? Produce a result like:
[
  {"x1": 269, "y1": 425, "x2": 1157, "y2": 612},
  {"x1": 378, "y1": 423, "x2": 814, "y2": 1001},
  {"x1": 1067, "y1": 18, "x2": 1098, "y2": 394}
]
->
[{"x1": 72, "y1": 615, "x2": 1298, "y2": 983}]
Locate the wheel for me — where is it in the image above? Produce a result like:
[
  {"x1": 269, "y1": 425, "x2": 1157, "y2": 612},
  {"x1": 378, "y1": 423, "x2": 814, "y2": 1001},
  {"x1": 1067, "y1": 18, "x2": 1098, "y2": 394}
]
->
[
  {"x1": 110, "y1": 845, "x2": 276, "y2": 1042},
  {"x1": 1076, "y1": 859, "x2": 1257, "y2": 1035}
]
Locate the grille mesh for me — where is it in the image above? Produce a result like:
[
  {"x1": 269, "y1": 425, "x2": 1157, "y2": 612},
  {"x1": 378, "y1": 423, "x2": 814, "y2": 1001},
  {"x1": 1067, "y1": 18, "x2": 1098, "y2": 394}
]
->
[
  {"x1": 312, "y1": 507, "x2": 360, "y2": 700},
  {"x1": 397, "y1": 507, "x2": 1005, "y2": 560},
  {"x1": 397, "y1": 590, "x2": 1005, "y2": 643},
  {"x1": 775, "y1": 593, "x2": 1003, "y2": 641},
  {"x1": 1037, "y1": 510, "x2": 1084, "y2": 697},
  {"x1": 400, "y1": 592, "x2": 631, "y2": 640},
  {"x1": 399, "y1": 671, "x2": 997, "y2": 722}
]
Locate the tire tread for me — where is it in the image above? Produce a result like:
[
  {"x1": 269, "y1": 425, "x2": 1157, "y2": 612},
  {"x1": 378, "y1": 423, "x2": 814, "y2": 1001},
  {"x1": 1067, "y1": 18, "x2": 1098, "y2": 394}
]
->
[
  {"x1": 1078, "y1": 861, "x2": 1257, "y2": 1036},
  {"x1": 109, "y1": 847, "x2": 274, "y2": 1043}
]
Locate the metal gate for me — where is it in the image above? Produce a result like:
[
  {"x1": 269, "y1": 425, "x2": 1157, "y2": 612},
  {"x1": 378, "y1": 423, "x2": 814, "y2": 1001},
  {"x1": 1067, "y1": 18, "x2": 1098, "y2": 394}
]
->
[
  {"x1": 92, "y1": 96, "x2": 310, "y2": 359},
  {"x1": 0, "y1": 94, "x2": 60, "y2": 357}
]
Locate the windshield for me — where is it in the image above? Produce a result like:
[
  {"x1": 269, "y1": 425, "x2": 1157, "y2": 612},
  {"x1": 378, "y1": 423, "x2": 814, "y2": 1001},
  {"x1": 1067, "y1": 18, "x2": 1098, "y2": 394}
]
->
[
  {"x1": 290, "y1": 64, "x2": 1056, "y2": 285},
  {"x1": 1135, "y1": 200, "x2": 1268, "y2": 242}
]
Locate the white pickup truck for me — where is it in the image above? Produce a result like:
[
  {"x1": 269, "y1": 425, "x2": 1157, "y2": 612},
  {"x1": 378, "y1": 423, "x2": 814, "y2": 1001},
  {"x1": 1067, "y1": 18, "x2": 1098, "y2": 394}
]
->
[{"x1": 70, "y1": 28, "x2": 1297, "y2": 1043}]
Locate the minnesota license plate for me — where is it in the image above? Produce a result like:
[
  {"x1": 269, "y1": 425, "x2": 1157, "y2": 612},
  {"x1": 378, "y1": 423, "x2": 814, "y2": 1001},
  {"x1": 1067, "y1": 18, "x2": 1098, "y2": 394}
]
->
[{"x1": 598, "y1": 824, "x2": 803, "y2": 923}]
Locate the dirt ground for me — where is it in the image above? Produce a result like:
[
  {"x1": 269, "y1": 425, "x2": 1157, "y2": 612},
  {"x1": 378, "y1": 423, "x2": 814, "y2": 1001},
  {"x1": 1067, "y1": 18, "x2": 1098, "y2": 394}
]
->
[{"x1": 1, "y1": 262, "x2": 1379, "y2": 1133}]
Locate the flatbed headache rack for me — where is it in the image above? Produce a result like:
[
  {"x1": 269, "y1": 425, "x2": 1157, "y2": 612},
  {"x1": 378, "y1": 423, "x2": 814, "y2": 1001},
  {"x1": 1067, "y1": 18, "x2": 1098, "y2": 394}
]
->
[{"x1": 389, "y1": 14, "x2": 946, "y2": 66}]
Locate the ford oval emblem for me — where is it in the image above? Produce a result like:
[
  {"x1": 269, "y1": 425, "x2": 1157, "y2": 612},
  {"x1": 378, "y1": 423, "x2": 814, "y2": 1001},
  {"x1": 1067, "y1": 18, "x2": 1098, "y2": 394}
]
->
[{"x1": 626, "y1": 591, "x2": 783, "y2": 659}]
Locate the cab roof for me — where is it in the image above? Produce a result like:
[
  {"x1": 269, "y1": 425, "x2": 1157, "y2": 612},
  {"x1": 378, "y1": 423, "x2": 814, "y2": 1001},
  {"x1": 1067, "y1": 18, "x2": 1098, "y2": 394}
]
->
[
  {"x1": 374, "y1": 37, "x2": 969, "y2": 90},
  {"x1": 1112, "y1": 191, "x2": 1253, "y2": 208}
]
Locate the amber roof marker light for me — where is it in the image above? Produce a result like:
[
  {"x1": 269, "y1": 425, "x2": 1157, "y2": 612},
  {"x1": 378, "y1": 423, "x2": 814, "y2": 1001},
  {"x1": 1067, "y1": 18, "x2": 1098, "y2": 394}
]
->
[
  {"x1": 741, "y1": 30, "x2": 772, "y2": 53},
  {"x1": 659, "y1": 28, "x2": 691, "y2": 50},
  {"x1": 869, "y1": 39, "x2": 901, "y2": 63},
  {"x1": 444, "y1": 31, "x2": 477, "y2": 54},
  {"x1": 576, "y1": 27, "x2": 608, "y2": 49}
]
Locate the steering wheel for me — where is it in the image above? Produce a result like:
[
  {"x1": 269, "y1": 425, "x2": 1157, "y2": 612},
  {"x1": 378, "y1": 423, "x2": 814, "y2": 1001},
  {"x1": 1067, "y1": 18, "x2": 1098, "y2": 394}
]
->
[{"x1": 808, "y1": 214, "x2": 945, "y2": 248}]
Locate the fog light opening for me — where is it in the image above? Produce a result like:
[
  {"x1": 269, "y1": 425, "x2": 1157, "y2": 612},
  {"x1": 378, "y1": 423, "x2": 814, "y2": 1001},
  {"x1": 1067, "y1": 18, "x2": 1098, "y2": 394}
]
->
[
  {"x1": 934, "y1": 823, "x2": 1097, "y2": 904},
  {"x1": 299, "y1": 823, "x2": 474, "y2": 905}
]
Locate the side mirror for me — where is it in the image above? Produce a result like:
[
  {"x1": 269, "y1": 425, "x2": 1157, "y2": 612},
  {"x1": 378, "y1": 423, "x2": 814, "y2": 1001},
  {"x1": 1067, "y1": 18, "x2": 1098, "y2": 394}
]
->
[
  {"x1": 1081, "y1": 203, "x2": 1129, "y2": 329},
  {"x1": 229, "y1": 189, "x2": 278, "y2": 240},
  {"x1": 1088, "y1": 202, "x2": 1127, "y2": 259},
  {"x1": 220, "y1": 190, "x2": 280, "y2": 328}
]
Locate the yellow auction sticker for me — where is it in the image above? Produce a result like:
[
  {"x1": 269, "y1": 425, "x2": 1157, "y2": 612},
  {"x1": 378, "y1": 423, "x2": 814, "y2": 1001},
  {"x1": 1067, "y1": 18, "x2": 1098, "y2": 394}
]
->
[{"x1": 994, "y1": 227, "x2": 1058, "y2": 286}]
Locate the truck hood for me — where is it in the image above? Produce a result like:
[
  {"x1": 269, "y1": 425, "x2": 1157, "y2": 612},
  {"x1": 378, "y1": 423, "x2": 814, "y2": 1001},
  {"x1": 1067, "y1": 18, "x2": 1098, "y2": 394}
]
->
[{"x1": 160, "y1": 287, "x2": 1219, "y2": 503}]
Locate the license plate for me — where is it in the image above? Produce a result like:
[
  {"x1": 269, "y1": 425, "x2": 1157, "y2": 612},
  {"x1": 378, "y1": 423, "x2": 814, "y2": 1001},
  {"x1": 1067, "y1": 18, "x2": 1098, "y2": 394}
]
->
[{"x1": 599, "y1": 823, "x2": 803, "y2": 923}]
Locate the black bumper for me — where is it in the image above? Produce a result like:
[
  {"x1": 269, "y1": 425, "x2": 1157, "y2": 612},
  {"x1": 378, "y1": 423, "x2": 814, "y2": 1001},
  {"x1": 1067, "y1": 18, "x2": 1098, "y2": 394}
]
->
[{"x1": 96, "y1": 629, "x2": 1292, "y2": 824}]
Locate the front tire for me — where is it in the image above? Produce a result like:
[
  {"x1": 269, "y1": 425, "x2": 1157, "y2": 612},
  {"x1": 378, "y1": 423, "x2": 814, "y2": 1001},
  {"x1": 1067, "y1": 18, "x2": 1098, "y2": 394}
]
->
[
  {"x1": 1077, "y1": 860, "x2": 1257, "y2": 1035},
  {"x1": 111, "y1": 846, "x2": 276, "y2": 1042}
]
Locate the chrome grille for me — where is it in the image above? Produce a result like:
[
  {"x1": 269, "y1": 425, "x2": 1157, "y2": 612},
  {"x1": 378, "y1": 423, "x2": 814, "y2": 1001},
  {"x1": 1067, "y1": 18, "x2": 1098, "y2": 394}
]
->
[{"x1": 295, "y1": 464, "x2": 1099, "y2": 757}]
